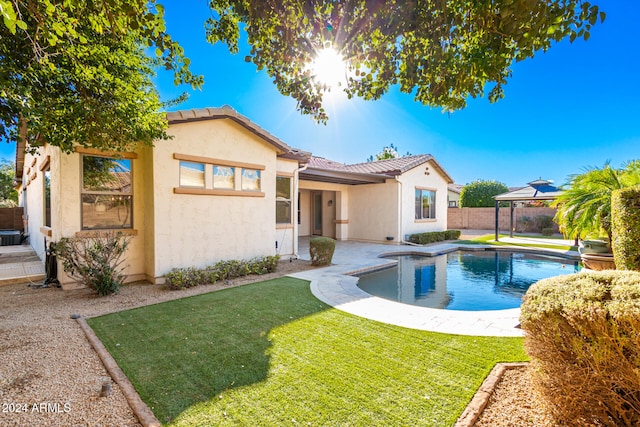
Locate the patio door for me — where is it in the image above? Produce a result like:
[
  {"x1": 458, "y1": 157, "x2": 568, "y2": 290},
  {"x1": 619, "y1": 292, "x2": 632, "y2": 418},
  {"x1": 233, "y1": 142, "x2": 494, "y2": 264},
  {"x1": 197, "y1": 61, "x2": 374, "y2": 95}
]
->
[{"x1": 312, "y1": 192, "x2": 322, "y2": 235}]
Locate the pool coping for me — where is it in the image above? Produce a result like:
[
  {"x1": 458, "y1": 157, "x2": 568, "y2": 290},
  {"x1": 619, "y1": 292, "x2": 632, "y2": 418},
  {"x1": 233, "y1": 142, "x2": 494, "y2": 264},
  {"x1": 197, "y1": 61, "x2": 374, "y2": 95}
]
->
[{"x1": 290, "y1": 243, "x2": 580, "y2": 337}]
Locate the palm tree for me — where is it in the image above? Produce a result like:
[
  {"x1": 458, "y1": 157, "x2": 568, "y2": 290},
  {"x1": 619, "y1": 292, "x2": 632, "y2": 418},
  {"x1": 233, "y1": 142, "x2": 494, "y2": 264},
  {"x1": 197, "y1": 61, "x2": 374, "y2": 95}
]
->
[{"x1": 553, "y1": 160, "x2": 640, "y2": 243}]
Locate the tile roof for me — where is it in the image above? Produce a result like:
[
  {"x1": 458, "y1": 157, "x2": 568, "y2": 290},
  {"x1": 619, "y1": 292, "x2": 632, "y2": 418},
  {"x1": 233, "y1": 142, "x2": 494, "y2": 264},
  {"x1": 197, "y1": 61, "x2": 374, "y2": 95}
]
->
[
  {"x1": 448, "y1": 184, "x2": 465, "y2": 194},
  {"x1": 307, "y1": 154, "x2": 454, "y2": 184},
  {"x1": 167, "y1": 106, "x2": 311, "y2": 163}
]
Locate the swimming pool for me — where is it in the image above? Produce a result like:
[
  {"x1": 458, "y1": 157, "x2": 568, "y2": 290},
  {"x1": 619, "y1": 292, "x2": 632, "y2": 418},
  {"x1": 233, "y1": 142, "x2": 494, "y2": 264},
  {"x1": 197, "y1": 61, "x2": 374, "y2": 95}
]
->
[{"x1": 356, "y1": 250, "x2": 581, "y2": 311}]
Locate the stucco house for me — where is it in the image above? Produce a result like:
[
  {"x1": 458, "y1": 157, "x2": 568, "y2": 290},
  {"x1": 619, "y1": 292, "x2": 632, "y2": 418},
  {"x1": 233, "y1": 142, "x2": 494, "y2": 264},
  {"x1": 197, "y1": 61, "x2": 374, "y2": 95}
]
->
[
  {"x1": 16, "y1": 106, "x2": 453, "y2": 289},
  {"x1": 298, "y1": 155, "x2": 453, "y2": 242}
]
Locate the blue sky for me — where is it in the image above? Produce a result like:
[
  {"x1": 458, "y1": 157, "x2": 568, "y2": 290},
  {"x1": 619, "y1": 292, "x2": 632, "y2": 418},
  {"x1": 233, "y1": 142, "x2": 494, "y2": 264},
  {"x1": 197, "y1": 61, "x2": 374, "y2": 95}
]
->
[{"x1": 3, "y1": 1, "x2": 638, "y2": 188}]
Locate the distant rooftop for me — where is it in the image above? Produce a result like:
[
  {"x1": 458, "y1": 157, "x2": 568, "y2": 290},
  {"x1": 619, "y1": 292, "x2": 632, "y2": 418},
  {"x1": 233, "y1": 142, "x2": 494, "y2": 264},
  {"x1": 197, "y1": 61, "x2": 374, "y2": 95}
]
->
[{"x1": 494, "y1": 179, "x2": 562, "y2": 201}]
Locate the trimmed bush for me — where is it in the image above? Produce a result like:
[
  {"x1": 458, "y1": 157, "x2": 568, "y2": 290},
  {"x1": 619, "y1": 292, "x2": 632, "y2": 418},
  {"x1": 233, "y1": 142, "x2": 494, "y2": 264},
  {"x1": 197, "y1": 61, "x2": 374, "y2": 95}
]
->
[
  {"x1": 612, "y1": 186, "x2": 640, "y2": 271},
  {"x1": 517, "y1": 215, "x2": 533, "y2": 232},
  {"x1": 56, "y1": 231, "x2": 132, "y2": 296},
  {"x1": 165, "y1": 255, "x2": 280, "y2": 290},
  {"x1": 309, "y1": 236, "x2": 335, "y2": 266},
  {"x1": 540, "y1": 227, "x2": 554, "y2": 236},
  {"x1": 520, "y1": 270, "x2": 640, "y2": 426},
  {"x1": 534, "y1": 214, "x2": 555, "y2": 233},
  {"x1": 444, "y1": 229, "x2": 461, "y2": 240},
  {"x1": 408, "y1": 230, "x2": 460, "y2": 244}
]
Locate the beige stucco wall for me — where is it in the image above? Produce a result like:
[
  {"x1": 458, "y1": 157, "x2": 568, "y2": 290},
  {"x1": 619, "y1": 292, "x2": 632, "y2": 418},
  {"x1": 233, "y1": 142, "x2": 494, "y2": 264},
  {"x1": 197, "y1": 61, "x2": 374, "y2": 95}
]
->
[
  {"x1": 398, "y1": 160, "x2": 449, "y2": 239},
  {"x1": 19, "y1": 144, "x2": 148, "y2": 288},
  {"x1": 348, "y1": 181, "x2": 400, "y2": 242},
  {"x1": 298, "y1": 190, "x2": 311, "y2": 236},
  {"x1": 20, "y1": 117, "x2": 300, "y2": 288},
  {"x1": 298, "y1": 159, "x2": 450, "y2": 244},
  {"x1": 149, "y1": 118, "x2": 297, "y2": 279}
]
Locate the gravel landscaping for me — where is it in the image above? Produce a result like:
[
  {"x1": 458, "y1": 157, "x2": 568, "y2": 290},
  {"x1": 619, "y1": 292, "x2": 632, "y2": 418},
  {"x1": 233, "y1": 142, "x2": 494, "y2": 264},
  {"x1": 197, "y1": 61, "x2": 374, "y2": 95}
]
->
[{"x1": 0, "y1": 258, "x2": 553, "y2": 427}]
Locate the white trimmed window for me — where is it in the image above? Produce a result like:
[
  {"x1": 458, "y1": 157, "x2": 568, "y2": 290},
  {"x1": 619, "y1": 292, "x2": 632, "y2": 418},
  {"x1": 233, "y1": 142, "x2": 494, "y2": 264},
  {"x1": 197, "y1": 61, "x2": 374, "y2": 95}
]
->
[{"x1": 415, "y1": 188, "x2": 436, "y2": 220}]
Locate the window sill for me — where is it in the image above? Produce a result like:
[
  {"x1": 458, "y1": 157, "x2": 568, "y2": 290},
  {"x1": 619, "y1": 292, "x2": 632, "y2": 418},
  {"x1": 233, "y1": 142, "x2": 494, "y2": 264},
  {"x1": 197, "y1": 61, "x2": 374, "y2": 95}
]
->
[
  {"x1": 415, "y1": 219, "x2": 437, "y2": 223},
  {"x1": 174, "y1": 187, "x2": 265, "y2": 197},
  {"x1": 75, "y1": 229, "x2": 138, "y2": 238},
  {"x1": 276, "y1": 224, "x2": 294, "y2": 229}
]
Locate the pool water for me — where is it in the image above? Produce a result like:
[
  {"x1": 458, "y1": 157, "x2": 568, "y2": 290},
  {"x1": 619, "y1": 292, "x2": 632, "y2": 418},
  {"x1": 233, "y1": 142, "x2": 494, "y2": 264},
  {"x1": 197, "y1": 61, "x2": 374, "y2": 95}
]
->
[{"x1": 356, "y1": 251, "x2": 581, "y2": 311}]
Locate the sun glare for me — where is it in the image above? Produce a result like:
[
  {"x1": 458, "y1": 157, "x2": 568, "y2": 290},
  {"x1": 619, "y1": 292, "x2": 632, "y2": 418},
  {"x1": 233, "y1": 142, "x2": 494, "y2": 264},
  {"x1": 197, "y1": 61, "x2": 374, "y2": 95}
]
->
[{"x1": 308, "y1": 47, "x2": 348, "y2": 89}]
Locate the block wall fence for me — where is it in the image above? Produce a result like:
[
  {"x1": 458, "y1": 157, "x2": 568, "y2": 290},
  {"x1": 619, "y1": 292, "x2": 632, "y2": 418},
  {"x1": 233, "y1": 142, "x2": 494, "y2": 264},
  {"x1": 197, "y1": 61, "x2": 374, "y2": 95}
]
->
[{"x1": 447, "y1": 207, "x2": 559, "y2": 233}]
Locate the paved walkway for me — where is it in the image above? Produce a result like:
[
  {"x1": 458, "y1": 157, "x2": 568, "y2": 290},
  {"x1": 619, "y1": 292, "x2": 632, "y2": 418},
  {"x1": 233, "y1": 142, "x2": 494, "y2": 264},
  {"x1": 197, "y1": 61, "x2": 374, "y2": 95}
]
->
[
  {"x1": 0, "y1": 244, "x2": 46, "y2": 286},
  {"x1": 292, "y1": 234, "x2": 579, "y2": 337}
]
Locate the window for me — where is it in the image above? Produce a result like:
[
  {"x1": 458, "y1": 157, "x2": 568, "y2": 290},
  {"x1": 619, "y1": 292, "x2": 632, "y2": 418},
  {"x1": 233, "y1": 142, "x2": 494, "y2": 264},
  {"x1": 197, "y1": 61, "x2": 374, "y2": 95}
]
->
[
  {"x1": 43, "y1": 165, "x2": 51, "y2": 228},
  {"x1": 448, "y1": 200, "x2": 458, "y2": 208},
  {"x1": 415, "y1": 188, "x2": 436, "y2": 220},
  {"x1": 179, "y1": 161, "x2": 205, "y2": 187},
  {"x1": 276, "y1": 176, "x2": 292, "y2": 224},
  {"x1": 81, "y1": 155, "x2": 132, "y2": 229},
  {"x1": 213, "y1": 166, "x2": 235, "y2": 189},
  {"x1": 241, "y1": 168, "x2": 261, "y2": 191}
]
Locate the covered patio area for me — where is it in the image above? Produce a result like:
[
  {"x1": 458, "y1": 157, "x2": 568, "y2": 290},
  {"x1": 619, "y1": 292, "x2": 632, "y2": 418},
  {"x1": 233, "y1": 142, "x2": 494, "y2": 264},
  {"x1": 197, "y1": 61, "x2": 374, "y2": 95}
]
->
[{"x1": 492, "y1": 179, "x2": 563, "y2": 241}]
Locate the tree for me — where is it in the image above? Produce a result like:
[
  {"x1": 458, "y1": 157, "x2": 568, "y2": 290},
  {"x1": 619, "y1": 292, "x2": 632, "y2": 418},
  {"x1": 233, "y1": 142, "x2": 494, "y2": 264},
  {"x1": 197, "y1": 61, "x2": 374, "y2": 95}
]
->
[
  {"x1": 366, "y1": 143, "x2": 411, "y2": 162},
  {"x1": 206, "y1": 1, "x2": 605, "y2": 122},
  {"x1": 459, "y1": 180, "x2": 509, "y2": 207},
  {"x1": 552, "y1": 161, "x2": 640, "y2": 242},
  {"x1": 0, "y1": 159, "x2": 18, "y2": 206},
  {"x1": 1, "y1": 0, "x2": 202, "y2": 153}
]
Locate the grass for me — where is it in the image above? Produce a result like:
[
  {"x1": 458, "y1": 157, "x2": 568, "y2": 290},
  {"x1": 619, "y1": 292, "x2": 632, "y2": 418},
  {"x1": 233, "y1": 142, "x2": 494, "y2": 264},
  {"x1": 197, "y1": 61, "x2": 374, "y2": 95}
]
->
[
  {"x1": 88, "y1": 277, "x2": 527, "y2": 426},
  {"x1": 458, "y1": 233, "x2": 577, "y2": 251}
]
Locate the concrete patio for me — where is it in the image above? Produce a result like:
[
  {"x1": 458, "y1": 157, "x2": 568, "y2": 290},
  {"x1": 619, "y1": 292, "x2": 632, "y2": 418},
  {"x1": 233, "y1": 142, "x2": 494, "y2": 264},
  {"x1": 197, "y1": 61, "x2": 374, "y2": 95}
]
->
[{"x1": 292, "y1": 233, "x2": 578, "y2": 337}]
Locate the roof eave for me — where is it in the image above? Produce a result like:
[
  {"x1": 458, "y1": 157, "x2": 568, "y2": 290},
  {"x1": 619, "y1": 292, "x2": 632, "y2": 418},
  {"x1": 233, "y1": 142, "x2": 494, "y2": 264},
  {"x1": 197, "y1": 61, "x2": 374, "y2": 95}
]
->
[
  {"x1": 301, "y1": 168, "x2": 390, "y2": 185},
  {"x1": 166, "y1": 106, "x2": 303, "y2": 159}
]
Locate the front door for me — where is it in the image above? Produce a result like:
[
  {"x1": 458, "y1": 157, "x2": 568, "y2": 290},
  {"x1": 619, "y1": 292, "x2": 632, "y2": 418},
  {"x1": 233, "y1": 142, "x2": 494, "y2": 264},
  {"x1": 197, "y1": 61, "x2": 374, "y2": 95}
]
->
[{"x1": 312, "y1": 192, "x2": 322, "y2": 235}]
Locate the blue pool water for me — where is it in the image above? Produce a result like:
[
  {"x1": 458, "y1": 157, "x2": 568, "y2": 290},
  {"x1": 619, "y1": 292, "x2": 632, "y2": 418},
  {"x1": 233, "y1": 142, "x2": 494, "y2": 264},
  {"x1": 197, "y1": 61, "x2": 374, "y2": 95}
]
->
[{"x1": 356, "y1": 251, "x2": 581, "y2": 311}]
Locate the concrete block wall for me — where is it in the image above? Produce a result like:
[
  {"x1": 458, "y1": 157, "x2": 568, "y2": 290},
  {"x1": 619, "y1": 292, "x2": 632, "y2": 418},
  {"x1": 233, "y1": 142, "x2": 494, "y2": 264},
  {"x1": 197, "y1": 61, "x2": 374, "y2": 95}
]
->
[{"x1": 448, "y1": 207, "x2": 559, "y2": 232}]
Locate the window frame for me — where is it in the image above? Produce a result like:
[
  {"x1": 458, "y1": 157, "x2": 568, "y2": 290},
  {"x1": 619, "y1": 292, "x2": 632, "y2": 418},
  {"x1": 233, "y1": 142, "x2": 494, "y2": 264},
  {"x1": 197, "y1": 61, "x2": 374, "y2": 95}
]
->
[
  {"x1": 241, "y1": 168, "x2": 261, "y2": 192},
  {"x1": 179, "y1": 161, "x2": 206, "y2": 188},
  {"x1": 80, "y1": 154, "x2": 133, "y2": 230},
  {"x1": 415, "y1": 188, "x2": 437, "y2": 221},
  {"x1": 276, "y1": 175, "x2": 293, "y2": 225},
  {"x1": 213, "y1": 165, "x2": 235, "y2": 190}
]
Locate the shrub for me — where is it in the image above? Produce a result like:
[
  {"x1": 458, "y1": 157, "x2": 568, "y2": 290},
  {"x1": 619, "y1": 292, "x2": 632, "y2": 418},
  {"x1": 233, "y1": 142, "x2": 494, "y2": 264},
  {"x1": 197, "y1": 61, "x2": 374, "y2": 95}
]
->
[
  {"x1": 444, "y1": 229, "x2": 461, "y2": 240},
  {"x1": 540, "y1": 227, "x2": 554, "y2": 236},
  {"x1": 459, "y1": 180, "x2": 509, "y2": 207},
  {"x1": 309, "y1": 236, "x2": 335, "y2": 266},
  {"x1": 534, "y1": 215, "x2": 555, "y2": 233},
  {"x1": 165, "y1": 267, "x2": 205, "y2": 290},
  {"x1": 520, "y1": 270, "x2": 640, "y2": 426},
  {"x1": 612, "y1": 186, "x2": 640, "y2": 271},
  {"x1": 164, "y1": 255, "x2": 280, "y2": 290},
  {"x1": 408, "y1": 230, "x2": 459, "y2": 244},
  {"x1": 517, "y1": 216, "x2": 533, "y2": 232},
  {"x1": 56, "y1": 231, "x2": 132, "y2": 296}
]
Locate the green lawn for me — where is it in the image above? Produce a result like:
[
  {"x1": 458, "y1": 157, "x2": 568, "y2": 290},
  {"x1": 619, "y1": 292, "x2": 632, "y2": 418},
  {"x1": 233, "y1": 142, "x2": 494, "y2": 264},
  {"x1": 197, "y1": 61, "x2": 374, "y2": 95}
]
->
[
  {"x1": 459, "y1": 233, "x2": 577, "y2": 251},
  {"x1": 88, "y1": 277, "x2": 526, "y2": 426}
]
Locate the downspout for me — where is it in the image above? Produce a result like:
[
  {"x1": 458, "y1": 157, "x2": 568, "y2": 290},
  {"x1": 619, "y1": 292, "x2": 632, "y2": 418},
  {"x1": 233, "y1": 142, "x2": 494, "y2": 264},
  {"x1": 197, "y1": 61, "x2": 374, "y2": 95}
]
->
[
  {"x1": 292, "y1": 162, "x2": 309, "y2": 259},
  {"x1": 395, "y1": 176, "x2": 408, "y2": 246}
]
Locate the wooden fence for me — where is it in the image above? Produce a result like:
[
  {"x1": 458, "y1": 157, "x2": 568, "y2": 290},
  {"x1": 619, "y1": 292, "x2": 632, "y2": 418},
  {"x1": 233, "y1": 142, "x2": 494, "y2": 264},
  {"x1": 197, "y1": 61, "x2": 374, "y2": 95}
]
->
[{"x1": 0, "y1": 207, "x2": 24, "y2": 231}]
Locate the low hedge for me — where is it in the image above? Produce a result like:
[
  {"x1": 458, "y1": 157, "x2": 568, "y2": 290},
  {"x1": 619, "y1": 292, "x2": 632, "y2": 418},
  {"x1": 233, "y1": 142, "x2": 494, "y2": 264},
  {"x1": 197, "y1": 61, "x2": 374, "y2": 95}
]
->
[
  {"x1": 309, "y1": 236, "x2": 335, "y2": 266},
  {"x1": 520, "y1": 270, "x2": 640, "y2": 426},
  {"x1": 408, "y1": 229, "x2": 461, "y2": 245},
  {"x1": 165, "y1": 255, "x2": 280, "y2": 290},
  {"x1": 612, "y1": 186, "x2": 640, "y2": 271}
]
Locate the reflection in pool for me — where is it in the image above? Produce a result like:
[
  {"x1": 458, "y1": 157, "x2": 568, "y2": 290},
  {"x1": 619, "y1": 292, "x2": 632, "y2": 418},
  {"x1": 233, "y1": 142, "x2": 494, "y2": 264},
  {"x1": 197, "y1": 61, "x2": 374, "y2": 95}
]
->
[{"x1": 356, "y1": 251, "x2": 581, "y2": 311}]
